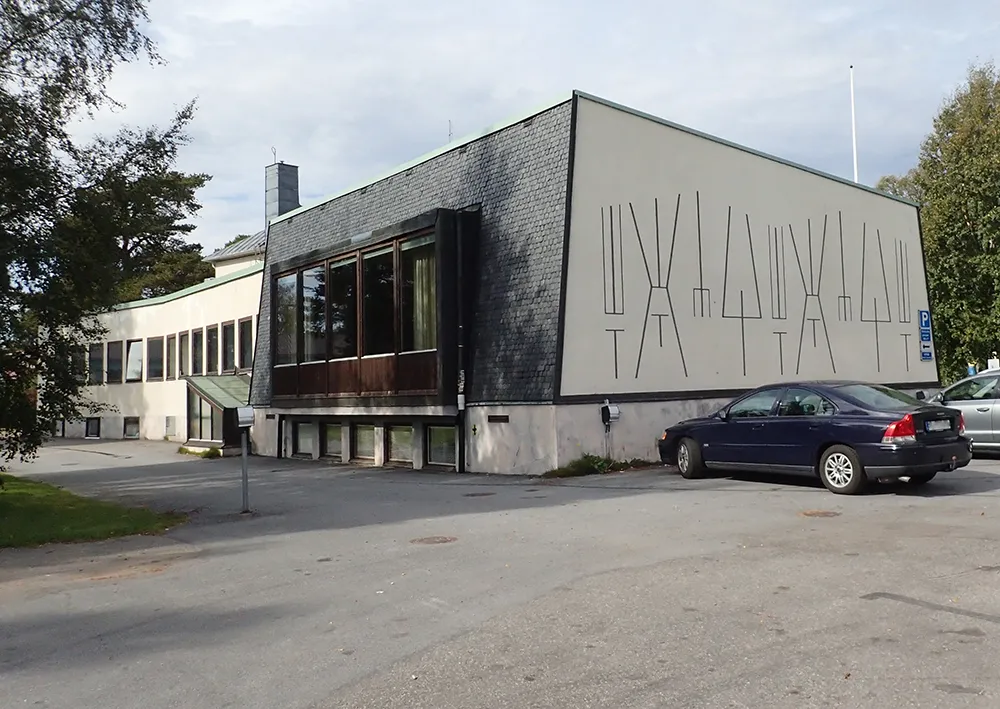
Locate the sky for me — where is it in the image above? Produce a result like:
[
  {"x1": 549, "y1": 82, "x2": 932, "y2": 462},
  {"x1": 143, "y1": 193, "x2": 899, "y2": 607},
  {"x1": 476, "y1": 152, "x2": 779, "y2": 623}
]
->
[{"x1": 74, "y1": 0, "x2": 999, "y2": 254}]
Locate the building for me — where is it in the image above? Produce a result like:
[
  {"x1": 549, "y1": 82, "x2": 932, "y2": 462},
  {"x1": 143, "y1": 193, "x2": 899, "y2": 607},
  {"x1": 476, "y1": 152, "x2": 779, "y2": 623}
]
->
[
  {"x1": 59, "y1": 163, "x2": 302, "y2": 450},
  {"x1": 247, "y1": 90, "x2": 939, "y2": 475}
]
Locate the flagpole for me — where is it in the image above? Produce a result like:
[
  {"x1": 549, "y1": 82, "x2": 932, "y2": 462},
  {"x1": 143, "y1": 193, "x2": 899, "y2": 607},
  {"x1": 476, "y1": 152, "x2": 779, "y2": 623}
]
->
[{"x1": 850, "y1": 64, "x2": 859, "y2": 183}]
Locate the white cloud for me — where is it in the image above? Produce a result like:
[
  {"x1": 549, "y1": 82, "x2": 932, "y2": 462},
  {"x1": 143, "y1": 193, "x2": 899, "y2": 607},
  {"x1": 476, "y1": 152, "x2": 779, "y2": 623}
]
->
[{"x1": 73, "y1": 0, "x2": 1000, "y2": 253}]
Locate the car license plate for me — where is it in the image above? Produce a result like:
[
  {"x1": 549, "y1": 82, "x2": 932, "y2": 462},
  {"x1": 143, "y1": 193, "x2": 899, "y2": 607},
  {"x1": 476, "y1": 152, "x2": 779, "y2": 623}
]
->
[{"x1": 925, "y1": 419, "x2": 951, "y2": 432}]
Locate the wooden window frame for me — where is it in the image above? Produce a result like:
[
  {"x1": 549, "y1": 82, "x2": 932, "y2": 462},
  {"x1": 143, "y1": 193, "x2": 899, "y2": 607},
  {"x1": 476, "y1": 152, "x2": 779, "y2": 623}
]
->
[
  {"x1": 238, "y1": 316, "x2": 254, "y2": 370},
  {"x1": 125, "y1": 339, "x2": 144, "y2": 382},
  {"x1": 166, "y1": 334, "x2": 177, "y2": 380},
  {"x1": 221, "y1": 320, "x2": 237, "y2": 374},
  {"x1": 178, "y1": 331, "x2": 190, "y2": 377},
  {"x1": 146, "y1": 336, "x2": 165, "y2": 381},
  {"x1": 191, "y1": 328, "x2": 204, "y2": 376},
  {"x1": 206, "y1": 324, "x2": 220, "y2": 375}
]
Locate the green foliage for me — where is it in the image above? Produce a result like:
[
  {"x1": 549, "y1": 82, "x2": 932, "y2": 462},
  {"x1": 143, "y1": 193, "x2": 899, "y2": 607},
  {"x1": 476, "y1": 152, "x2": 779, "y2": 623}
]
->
[
  {"x1": 178, "y1": 446, "x2": 222, "y2": 459},
  {"x1": 0, "y1": 473, "x2": 186, "y2": 548},
  {"x1": 542, "y1": 454, "x2": 656, "y2": 478},
  {"x1": 877, "y1": 62, "x2": 1000, "y2": 383},
  {"x1": 0, "y1": 1, "x2": 210, "y2": 462},
  {"x1": 224, "y1": 233, "x2": 254, "y2": 248}
]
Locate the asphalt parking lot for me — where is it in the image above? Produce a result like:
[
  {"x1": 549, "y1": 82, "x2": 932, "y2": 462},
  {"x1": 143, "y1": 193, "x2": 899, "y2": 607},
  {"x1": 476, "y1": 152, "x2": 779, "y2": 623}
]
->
[{"x1": 3, "y1": 440, "x2": 1000, "y2": 708}]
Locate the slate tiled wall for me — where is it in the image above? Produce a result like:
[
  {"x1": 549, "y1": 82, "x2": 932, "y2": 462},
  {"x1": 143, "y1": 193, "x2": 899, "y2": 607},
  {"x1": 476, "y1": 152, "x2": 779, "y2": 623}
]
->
[{"x1": 250, "y1": 99, "x2": 573, "y2": 405}]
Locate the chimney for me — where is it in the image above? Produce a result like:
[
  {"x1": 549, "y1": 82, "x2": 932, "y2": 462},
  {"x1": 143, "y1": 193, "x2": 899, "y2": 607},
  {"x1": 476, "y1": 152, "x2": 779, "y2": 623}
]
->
[{"x1": 265, "y1": 161, "x2": 300, "y2": 223}]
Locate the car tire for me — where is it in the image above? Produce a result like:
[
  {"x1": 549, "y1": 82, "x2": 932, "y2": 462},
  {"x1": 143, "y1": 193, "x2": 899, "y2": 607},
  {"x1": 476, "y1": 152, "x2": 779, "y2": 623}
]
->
[
  {"x1": 676, "y1": 437, "x2": 704, "y2": 479},
  {"x1": 906, "y1": 472, "x2": 937, "y2": 485},
  {"x1": 818, "y1": 445, "x2": 867, "y2": 495}
]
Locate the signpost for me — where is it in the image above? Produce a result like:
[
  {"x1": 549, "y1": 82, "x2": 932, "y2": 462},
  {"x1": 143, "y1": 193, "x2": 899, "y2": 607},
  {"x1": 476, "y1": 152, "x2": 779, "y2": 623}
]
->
[
  {"x1": 237, "y1": 406, "x2": 254, "y2": 514},
  {"x1": 918, "y1": 310, "x2": 934, "y2": 362}
]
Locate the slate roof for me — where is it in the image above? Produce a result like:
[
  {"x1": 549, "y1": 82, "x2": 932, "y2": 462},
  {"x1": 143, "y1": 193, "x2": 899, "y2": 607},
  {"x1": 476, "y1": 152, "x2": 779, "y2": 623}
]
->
[{"x1": 204, "y1": 229, "x2": 266, "y2": 263}]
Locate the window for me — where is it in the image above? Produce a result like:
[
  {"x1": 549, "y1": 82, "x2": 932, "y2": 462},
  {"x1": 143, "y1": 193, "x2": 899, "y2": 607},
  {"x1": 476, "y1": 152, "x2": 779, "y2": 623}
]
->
[
  {"x1": 353, "y1": 424, "x2": 375, "y2": 459},
  {"x1": 727, "y1": 389, "x2": 780, "y2": 418},
  {"x1": 166, "y1": 335, "x2": 176, "y2": 380},
  {"x1": 107, "y1": 341, "x2": 123, "y2": 383},
  {"x1": 222, "y1": 322, "x2": 236, "y2": 372},
  {"x1": 777, "y1": 388, "x2": 836, "y2": 417},
  {"x1": 362, "y1": 246, "x2": 394, "y2": 355},
  {"x1": 942, "y1": 376, "x2": 1000, "y2": 402},
  {"x1": 85, "y1": 417, "x2": 101, "y2": 438},
  {"x1": 387, "y1": 426, "x2": 413, "y2": 463},
  {"x1": 834, "y1": 383, "x2": 924, "y2": 411},
  {"x1": 427, "y1": 426, "x2": 457, "y2": 466},
  {"x1": 87, "y1": 344, "x2": 104, "y2": 385},
  {"x1": 329, "y1": 258, "x2": 357, "y2": 359},
  {"x1": 123, "y1": 417, "x2": 140, "y2": 439},
  {"x1": 238, "y1": 318, "x2": 254, "y2": 369},
  {"x1": 191, "y1": 329, "x2": 204, "y2": 375},
  {"x1": 125, "y1": 340, "x2": 143, "y2": 382},
  {"x1": 292, "y1": 421, "x2": 317, "y2": 456},
  {"x1": 275, "y1": 273, "x2": 298, "y2": 365},
  {"x1": 147, "y1": 337, "x2": 164, "y2": 380},
  {"x1": 400, "y1": 235, "x2": 437, "y2": 352},
  {"x1": 179, "y1": 332, "x2": 190, "y2": 376},
  {"x1": 301, "y1": 266, "x2": 327, "y2": 362},
  {"x1": 186, "y1": 389, "x2": 222, "y2": 442},
  {"x1": 322, "y1": 423, "x2": 342, "y2": 458},
  {"x1": 206, "y1": 325, "x2": 219, "y2": 374}
]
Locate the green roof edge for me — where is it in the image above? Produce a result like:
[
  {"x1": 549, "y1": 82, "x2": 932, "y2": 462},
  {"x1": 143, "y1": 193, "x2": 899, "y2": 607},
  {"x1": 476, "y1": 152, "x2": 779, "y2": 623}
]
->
[
  {"x1": 268, "y1": 91, "x2": 577, "y2": 225},
  {"x1": 112, "y1": 263, "x2": 264, "y2": 311},
  {"x1": 571, "y1": 90, "x2": 919, "y2": 208}
]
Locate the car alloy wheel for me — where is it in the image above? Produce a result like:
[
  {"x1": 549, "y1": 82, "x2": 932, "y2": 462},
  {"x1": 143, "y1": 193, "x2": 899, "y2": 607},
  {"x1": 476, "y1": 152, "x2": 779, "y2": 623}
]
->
[
  {"x1": 677, "y1": 442, "x2": 690, "y2": 474},
  {"x1": 824, "y1": 452, "x2": 854, "y2": 488}
]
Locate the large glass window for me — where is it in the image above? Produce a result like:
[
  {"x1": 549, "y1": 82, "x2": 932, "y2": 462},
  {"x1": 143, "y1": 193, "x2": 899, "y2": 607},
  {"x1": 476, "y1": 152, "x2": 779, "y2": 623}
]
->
[
  {"x1": 107, "y1": 341, "x2": 123, "y2": 383},
  {"x1": 206, "y1": 325, "x2": 219, "y2": 374},
  {"x1": 179, "y1": 332, "x2": 189, "y2": 376},
  {"x1": 322, "y1": 423, "x2": 343, "y2": 458},
  {"x1": 302, "y1": 266, "x2": 326, "y2": 362},
  {"x1": 362, "y1": 246, "x2": 394, "y2": 356},
  {"x1": 147, "y1": 337, "x2": 164, "y2": 380},
  {"x1": 353, "y1": 424, "x2": 375, "y2": 459},
  {"x1": 166, "y1": 335, "x2": 176, "y2": 380},
  {"x1": 727, "y1": 389, "x2": 781, "y2": 418},
  {"x1": 186, "y1": 389, "x2": 222, "y2": 442},
  {"x1": 191, "y1": 329, "x2": 204, "y2": 375},
  {"x1": 777, "y1": 388, "x2": 836, "y2": 417},
  {"x1": 400, "y1": 235, "x2": 437, "y2": 352},
  {"x1": 275, "y1": 273, "x2": 298, "y2": 365},
  {"x1": 427, "y1": 426, "x2": 457, "y2": 466},
  {"x1": 222, "y1": 322, "x2": 236, "y2": 372},
  {"x1": 292, "y1": 421, "x2": 317, "y2": 456},
  {"x1": 387, "y1": 425, "x2": 413, "y2": 463},
  {"x1": 125, "y1": 339, "x2": 143, "y2": 382},
  {"x1": 329, "y1": 258, "x2": 357, "y2": 359},
  {"x1": 238, "y1": 318, "x2": 254, "y2": 369},
  {"x1": 87, "y1": 343, "x2": 104, "y2": 385}
]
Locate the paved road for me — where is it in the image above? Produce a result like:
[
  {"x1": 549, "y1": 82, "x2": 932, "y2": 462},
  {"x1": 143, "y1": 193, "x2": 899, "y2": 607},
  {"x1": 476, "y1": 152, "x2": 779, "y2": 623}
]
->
[{"x1": 3, "y1": 441, "x2": 1000, "y2": 708}]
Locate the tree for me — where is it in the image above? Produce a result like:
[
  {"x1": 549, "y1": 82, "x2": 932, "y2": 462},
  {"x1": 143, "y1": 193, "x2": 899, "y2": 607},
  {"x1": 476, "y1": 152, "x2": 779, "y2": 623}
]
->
[
  {"x1": 0, "y1": 1, "x2": 206, "y2": 462},
  {"x1": 224, "y1": 233, "x2": 254, "y2": 248},
  {"x1": 877, "y1": 62, "x2": 1000, "y2": 382}
]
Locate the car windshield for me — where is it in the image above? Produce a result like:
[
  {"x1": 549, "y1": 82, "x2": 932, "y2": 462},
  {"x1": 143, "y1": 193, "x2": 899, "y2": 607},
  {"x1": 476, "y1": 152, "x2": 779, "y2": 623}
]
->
[{"x1": 833, "y1": 383, "x2": 925, "y2": 411}]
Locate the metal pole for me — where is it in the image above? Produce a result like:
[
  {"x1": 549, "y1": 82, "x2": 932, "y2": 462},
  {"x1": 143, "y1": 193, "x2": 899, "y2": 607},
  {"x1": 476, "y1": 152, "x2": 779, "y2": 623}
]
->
[
  {"x1": 240, "y1": 429, "x2": 250, "y2": 513},
  {"x1": 850, "y1": 65, "x2": 859, "y2": 183}
]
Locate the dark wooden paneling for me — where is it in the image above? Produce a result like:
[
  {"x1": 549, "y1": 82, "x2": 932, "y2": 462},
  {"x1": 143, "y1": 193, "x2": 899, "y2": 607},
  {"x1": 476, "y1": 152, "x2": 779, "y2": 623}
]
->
[
  {"x1": 397, "y1": 351, "x2": 437, "y2": 393},
  {"x1": 272, "y1": 366, "x2": 298, "y2": 396},
  {"x1": 359, "y1": 356, "x2": 394, "y2": 395},
  {"x1": 298, "y1": 361, "x2": 328, "y2": 395},
  {"x1": 328, "y1": 358, "x2": 359, "y2": 395}
]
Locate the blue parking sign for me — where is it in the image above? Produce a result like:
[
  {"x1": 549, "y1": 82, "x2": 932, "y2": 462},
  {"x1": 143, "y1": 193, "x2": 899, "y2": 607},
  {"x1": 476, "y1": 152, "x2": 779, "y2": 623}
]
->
[{"x1": 918, "y1": 310, "x2": 931, "y2": 329}]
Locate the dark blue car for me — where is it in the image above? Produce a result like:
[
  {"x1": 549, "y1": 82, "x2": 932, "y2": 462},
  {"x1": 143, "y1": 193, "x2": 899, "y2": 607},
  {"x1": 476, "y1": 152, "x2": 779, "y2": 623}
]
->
[{"x1": 657, "y1": 381, "x2": 972, "y2": 495}]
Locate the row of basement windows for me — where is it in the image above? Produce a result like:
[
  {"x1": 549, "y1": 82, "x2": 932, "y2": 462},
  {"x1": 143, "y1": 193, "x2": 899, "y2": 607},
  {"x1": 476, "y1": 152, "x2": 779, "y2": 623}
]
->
[
  {"x1": 273, "y1": 231, "x2": 437, "y2": 366},
  {"x1": 86, "y1": 317, "x2": 255, "y2": 385},
  {"x1": 291, "y1": 421, "x2": 457, "y2": 467}
]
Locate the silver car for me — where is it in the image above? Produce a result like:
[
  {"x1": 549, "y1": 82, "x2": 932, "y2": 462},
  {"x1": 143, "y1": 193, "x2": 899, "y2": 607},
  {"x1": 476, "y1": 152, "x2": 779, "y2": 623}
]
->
[{"x1": 920, "y1": 369, "x2": 1000, "y2": 450}]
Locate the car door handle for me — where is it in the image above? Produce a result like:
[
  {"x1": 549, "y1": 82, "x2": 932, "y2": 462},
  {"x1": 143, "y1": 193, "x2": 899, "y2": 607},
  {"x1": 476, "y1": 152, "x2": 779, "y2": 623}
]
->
[{"x1": 977, "y1": 407, "x2": 990, "y2": 412}]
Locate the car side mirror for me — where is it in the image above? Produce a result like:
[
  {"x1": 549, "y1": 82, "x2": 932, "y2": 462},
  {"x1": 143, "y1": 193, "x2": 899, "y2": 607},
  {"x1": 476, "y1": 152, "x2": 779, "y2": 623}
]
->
[
  {"x1": 915, "y1": 390, "x2": 925, "y2": 400},
  {"x1": 716, "y1": 409, "x2": 728, "y2": 421}
]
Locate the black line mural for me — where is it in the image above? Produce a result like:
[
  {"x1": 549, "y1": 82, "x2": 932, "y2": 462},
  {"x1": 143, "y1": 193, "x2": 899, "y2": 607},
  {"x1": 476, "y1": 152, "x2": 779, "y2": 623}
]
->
[
  {"x1": 721, "y1": 208, "x2": 763, "y2": 376},
  {"x1": 601, "y1": 205, "x2": 625, "y2": 315},
  {"x1": 767, "y1": 225, "x2": 788, "y2": 320},
  {"x1": 773, "y1": 330, "x2": 788, "y2": 375},
  {"x1": 632, "y1": 197, "x2": 688, "y2": 379},
  {"x1": 788, "y1": 216, "x2": 836, "y2": 374},
  {"x1": 860, "y1": 224, "x2": 893, "y2": 373},
  {"x1": 606, "y1": 327, "x2": 625, "y2": 379},
  {"x1": 691, "y1": 191, "x2": 711, "y2": 317},
  {"x1": 837, "y1": 211, "x2": 853, "y2": 321},
  {"x1": 900, "y1": 332, "x2": 911, "y2": 372},
  {"x1": 895, "y1": 238, "x2": 912, "y2": 323}
]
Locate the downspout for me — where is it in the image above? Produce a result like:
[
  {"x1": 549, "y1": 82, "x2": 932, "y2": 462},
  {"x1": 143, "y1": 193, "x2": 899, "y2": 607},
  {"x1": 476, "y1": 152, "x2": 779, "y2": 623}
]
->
[{"x1": 455, "y1": 210, "x2": 467, "y2": 474}]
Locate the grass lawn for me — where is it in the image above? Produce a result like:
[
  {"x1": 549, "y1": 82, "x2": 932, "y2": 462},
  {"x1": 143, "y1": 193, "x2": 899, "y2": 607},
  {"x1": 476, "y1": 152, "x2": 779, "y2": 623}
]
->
[{"x1": 0, "y1": 473, "x2": 186, "y2": 548}]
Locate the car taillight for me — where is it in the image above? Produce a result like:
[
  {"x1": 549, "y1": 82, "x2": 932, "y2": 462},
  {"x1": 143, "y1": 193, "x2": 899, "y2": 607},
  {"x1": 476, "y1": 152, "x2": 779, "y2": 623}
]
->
[
  {"x1": 660, "y1": 430, "x2": 668, "y2": 440},
  {"x1": 958, "y1": 413, "x2": 966, "y2": 436},
  {"x1": 882, "y1": 413, "x2": 917, "y2": 444}
]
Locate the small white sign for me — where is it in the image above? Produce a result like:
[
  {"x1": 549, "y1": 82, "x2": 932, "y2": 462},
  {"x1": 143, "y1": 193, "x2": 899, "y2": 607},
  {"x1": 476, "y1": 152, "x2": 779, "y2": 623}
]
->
[
  {"x1": 237, "y1": 406, "x2": 255, "y2": 428},
  {"x1": 988, "y1": 358, "x2": 1000, "y2": 370}
]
